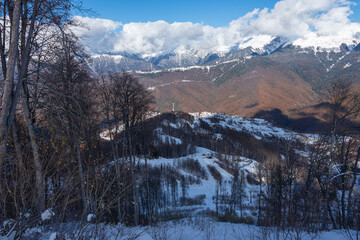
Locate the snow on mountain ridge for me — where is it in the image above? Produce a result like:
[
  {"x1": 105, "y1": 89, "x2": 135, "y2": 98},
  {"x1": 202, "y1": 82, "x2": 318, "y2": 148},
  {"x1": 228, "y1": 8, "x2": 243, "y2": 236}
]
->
[
  {"x1": 90, "y1": 33, "x2": 359, "y2": 61},
  {"x1": 263, "y1": 36, "x2": 289, "y2": 54},
  {"x1": 237, "y1": 35, "x2": 275, "y2": 54},
  {"x1": 146, "y1": 47, "x2": 208, "y2": 68},
  {"x1": 292, "y1": 32, "x2": 360, "y2": 52},
  {"x1": 134, "y1": 59, "x2": 237, "y2": 75},
  {"x1": 88, "y1": 34, "x2": 360, "y2": 72}
]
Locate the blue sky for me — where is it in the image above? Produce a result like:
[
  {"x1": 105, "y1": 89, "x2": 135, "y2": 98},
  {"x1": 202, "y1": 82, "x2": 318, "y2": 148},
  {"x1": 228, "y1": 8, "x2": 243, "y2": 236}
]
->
[
  {"x1": 74, "y1": 0, "x2": 360, "y2": 57},
  {"x1": 81, "y1": 0, "x2": 360, "y2": 27}
]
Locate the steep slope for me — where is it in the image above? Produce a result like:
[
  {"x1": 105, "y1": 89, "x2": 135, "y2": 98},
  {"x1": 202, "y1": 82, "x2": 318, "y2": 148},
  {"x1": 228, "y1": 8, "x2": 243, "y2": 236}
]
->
[{"x1": 327, "y1": 43, "x2": 360, "y2": 83}]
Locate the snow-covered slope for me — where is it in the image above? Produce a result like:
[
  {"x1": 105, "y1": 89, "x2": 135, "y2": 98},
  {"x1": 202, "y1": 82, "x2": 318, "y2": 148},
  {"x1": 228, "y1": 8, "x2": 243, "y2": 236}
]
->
[
  {"x1": 12, "y1": 219, "x2": 357, "y2": 240},
  {"x1": 293, "y1": 33, "x2": 360, "y2": 52},
  {"x1": 100, "y1": 112, "x2": 318, "y2": 218},
  {"x1": 146, "y1": 48, "x2": 208, "y2": 69},
  {"x1": 198, "y1": 114, "x2": 303, "y2": 141}
]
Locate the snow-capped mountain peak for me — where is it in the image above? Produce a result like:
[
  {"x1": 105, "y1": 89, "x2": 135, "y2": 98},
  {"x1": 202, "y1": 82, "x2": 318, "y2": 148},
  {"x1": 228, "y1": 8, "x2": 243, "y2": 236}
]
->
[
  {"x1": 263, "y1": 36, "x2": 289, "y2": 54},
  {"x1": 86, "y1": 32, "x2": 360, "y2": 73},
  {"x1": 292, "y1": 31, "x2": 360, "y2": 52}
]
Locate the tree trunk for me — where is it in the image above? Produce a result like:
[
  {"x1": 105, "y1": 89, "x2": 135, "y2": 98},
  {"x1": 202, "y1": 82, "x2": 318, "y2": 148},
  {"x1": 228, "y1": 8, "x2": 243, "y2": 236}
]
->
[
  {"x1": 1, "y1": 0, "x2": 39, "y2": 160},
  {"x1": 21, "y1": 83, "x2": 45, "y2": 214},
  {"x1": 0, "y1": 0, "x2": 21, "y2": 159},
  {"x1": 346, "y1": 145, "x2": 360, "y2": 227},
  {"x1": 303, "y1": 165, "x2": 313, "y2": 226},
  {"x1": 141, "y1": 143, "x2": 151, "y2": 224},
  {"x1": 322, "y1": 126, "x2": 337, "y2": 230},
  {"x1": 76, "y1": 141, "x2": 88, "y2": 219},
  {"x1": 257, "y1": 167, "x2": 263, "y2": 225},
  {"x1": 12, "y1": 121, "x2": 27, "y2": 211},
  {"x1": 128, "y1": 128, "x2": 138, "y2": 225}
]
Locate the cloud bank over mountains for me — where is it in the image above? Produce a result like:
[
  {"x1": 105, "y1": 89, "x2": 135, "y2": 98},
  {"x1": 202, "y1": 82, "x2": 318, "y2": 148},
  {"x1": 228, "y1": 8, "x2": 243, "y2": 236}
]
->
[{"x1": 73, "y1": 0, "x2": 360, "y2": 58}]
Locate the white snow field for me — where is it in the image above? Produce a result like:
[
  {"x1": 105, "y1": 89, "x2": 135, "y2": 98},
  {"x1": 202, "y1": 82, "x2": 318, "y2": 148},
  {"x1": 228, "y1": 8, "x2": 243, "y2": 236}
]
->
[{"x1": 5, "y1": 220, "x2": 357, "y2": 240}]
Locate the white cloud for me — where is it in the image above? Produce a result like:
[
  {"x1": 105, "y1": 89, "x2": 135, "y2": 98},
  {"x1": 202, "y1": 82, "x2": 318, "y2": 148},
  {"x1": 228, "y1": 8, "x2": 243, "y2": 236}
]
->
[
  {"x1": 71, "y1": 16, "x2": 122, "y2": 53},
  {"x1": 311, "y1": 6, "x2": 352, "y2": 34},
  {"x1": 73, "y1": 0, "x2": 360, "y2": 57},
  {"x1": 114, "y1": 21, "x2": 206, "y2": 57},
  {"x1": 250, "y1": 0, "x2": 355, "y2": 36}
]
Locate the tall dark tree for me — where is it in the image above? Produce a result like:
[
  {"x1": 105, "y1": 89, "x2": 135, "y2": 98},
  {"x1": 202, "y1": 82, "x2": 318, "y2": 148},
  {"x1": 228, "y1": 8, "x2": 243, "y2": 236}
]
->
[
  {"x1": 99, "y1": 72, "x2": 154, "y2": 224},
  {"x1": 319, "y1": 79, "x2": 360, "y2": 229},
  {"x1": 0, "y1": 0, "x2": 80, "y2": 160},
  {"x1": 41, "y1": 32, "x2": 95, "y2": 219}
]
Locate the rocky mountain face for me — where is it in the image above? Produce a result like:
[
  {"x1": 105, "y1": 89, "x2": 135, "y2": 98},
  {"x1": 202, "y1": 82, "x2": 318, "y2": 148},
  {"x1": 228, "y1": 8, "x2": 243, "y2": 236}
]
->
[
  {"x1": 86, "y1": 54, "x2": 156, "y2": 72},
  {"x1": 147, "y1": 48, "x2": 208, "y2": 69}
]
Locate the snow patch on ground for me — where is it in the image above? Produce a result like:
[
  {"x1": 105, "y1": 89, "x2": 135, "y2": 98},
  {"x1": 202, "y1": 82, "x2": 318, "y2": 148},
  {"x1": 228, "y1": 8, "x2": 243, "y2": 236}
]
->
[
  {"x1": 135, "y1": 58, "x2": 239, "y2": 75},
  {"x1": 343, "y1": 62, "x2": 352, "y2": 69},
  {"x1": 49, "y1": 232, "x2": 57, "y2": 240},
  {"x1": 189, "y1": 112, "x2": 216, "y2": 119},
  {"x1": 41, "y1": 209, "x2": 55, "y2": 221},
  {"x1": 198, "y1": 113, "x2": 316, "y2": 143},
  {"x1": 154, "y1": 128, "x2": 183, "y2": 145},
  {"x1": 87, "y1": 214, "x2": 96, "y2": 222}
]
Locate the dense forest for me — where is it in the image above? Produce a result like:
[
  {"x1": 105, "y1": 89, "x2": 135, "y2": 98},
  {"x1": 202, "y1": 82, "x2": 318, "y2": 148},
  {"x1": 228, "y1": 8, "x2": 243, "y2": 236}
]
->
[{"x1": 1, "y1": 0, "x2": 360, "y2": 239}]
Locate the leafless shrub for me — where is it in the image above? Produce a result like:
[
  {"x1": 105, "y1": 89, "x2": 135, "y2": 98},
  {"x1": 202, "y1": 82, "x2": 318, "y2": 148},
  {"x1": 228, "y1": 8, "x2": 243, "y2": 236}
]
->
[
  {"x1": 176, "y1": 158, "x2": 208, "y2": 180},
  {"x1": 150, "y1": 222, "x2": 171, "y2": 240},
  {"x1": 341, "y1": 228, "x2": 360, "y2": 240},
  {"x1": 208, "y1": 165, "x2": 222, "y2": 182},
  {"x1": 201, "y1": 220, "x2": 216, "y2": 240}
]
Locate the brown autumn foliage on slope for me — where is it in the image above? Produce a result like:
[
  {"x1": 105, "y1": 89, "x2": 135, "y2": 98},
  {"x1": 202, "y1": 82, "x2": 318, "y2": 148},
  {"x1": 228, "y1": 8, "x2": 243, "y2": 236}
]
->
[{"x1": 137, "y1": 60, "x2": 318, "y2": 118}]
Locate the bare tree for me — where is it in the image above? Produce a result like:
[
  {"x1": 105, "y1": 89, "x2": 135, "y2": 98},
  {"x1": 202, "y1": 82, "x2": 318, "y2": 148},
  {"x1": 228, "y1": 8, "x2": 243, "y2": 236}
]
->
[
  {"x1": 0, "y1": 0, "x2": 79, "y2": 158},
  {"x1": 319, "y1": 79, "x2": 360, "y2": 229},
  {"x1": 40, "y1": 31, "x2": 95, "y2": 220},
  {"x1": 96, "y1": 72, "x2": 154, "y2": 224},
  {"x1": 106, "y1": 72, "x2": 154, "y2": 224},
  {"x1": 0, "y1": 0, "x2": 85, "y2": 218}
]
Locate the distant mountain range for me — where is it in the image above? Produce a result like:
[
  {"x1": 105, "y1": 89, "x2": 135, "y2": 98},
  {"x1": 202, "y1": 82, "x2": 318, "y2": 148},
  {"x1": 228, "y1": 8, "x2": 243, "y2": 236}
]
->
[
  {"x1": 87, "y1": 35, "x2": 359, "y2": 71},
  {"x1": 86, "y1": 36, "x2": 360, "y2": 130}
]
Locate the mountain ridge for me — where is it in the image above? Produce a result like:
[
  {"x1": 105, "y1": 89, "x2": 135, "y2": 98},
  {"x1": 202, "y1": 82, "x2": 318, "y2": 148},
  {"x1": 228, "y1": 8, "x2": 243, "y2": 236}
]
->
[{"x1": 87, "y1": 35, "x2": 360, "y2": 71}]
